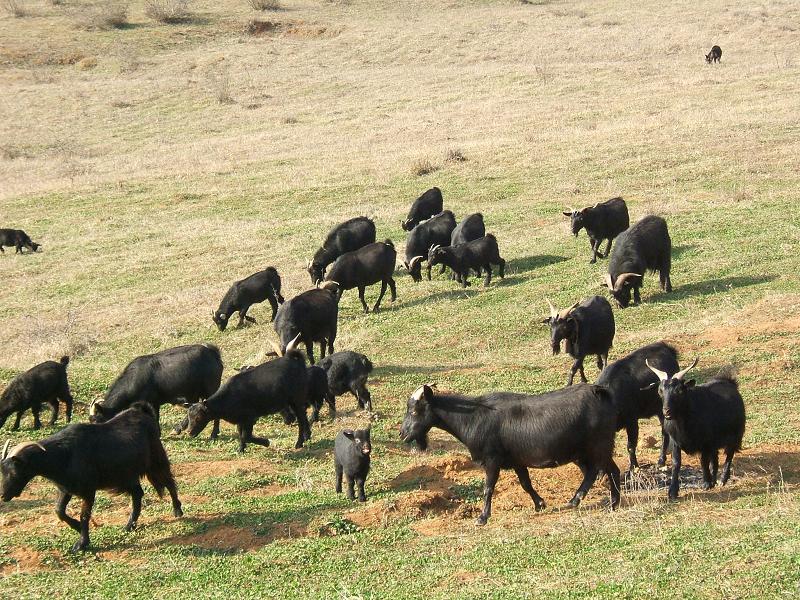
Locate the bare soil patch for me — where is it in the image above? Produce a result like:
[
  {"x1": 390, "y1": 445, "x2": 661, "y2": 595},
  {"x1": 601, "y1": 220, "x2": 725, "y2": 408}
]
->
[{"x1": 0, "y1": 547, "x2": 49, "y2": 576}]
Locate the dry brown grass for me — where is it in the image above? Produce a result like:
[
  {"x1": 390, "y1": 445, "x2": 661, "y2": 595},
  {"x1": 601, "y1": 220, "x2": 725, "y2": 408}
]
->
[
  {"x1": 247, "y1": 0, "x2": 281, "y2": 10},
  {"x1": 410, "y1": 157, "x2": 439, "y2": 177},
  {"x1": 73, "y1": 2, "x2": 129, "y2": 31},
  {"x1": 144, "y1": 0, "x2": 191, "y2": 23},
  {"x1": 1, "y1": 0, "x2": 27, "y2": 17}
]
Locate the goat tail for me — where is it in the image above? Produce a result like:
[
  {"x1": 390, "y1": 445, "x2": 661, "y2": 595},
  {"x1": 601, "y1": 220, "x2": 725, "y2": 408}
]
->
[
  {"x1": 146, "y1": 440, "x2": 176, "y2": 499},
  {"x1": 59, "y1": 356, "x2": 70, "y2": 366},
  {"x1": 272, "y1": 284, "x2": 285, "y2": 304}
]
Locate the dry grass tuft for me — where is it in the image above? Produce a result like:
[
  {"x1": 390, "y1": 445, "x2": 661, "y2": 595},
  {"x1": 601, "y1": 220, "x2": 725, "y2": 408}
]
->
[
  {"x1": 244, "y1": 18, "x2": 279, "y2": 35},
  {"x1": 1, "y1": 0, "x2": 27, "y2": 17},
  {"x1": 144, "y1": 0, "x2": 191, "y2": 24},
  {"x1": 248, "y1": 0, "x2": 282, "y2": 10},
  {"x1": 445, "y1": 148, "x2": 466, "y2": 163},
  {"x1": 410, "y1": 157, "x2": 439, "y2": 177},
  {"x1": 207, "y1": 66, "x2": 234, "y2": 105},
  {"x1": 74, "y1": 2, "x2": 129, "y2": 31}
]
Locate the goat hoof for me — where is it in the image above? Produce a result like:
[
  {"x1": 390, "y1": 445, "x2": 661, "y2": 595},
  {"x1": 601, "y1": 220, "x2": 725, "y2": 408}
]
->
[
  {"x1": 535, "y1": 502, "x2": 546, "y2": 512},
  {"x1": 124, "y1": 522, "x2": 137, "y2": 532},
  {"x1": 475, "y1": 516, "x2": 488, "y2": 526},
  {"x1": 71, "y1": 541, "x2": 88, "y2": 553},
  {"x1": 174, "y1": 507, "x2": 184, "y2": 518},
  {"x1": 702, "y1": 481, "x2": 714, "y2": 490}
]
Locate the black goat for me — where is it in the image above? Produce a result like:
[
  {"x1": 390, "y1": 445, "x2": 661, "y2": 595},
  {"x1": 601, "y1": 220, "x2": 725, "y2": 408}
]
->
[
  {"x1": 543, "y1": 296, "x2": 614, "y2": 386},
  {"x1": 603, "y1": 215, "x2": 672, "y2": 308},
  {"x1": 0, "y1": 357, "x2": 73, "y2": 430},
  {"x1": 400, "y1": 384, "x2": 620, "y2": 524},
  {"x1": 334, "y1": 428, "x2": 371, "y2": 502},
  {"x1": 212, "y1": 267, "x2": 284, "y2": 330},
  {"x1": 185, "y1": 336, "x2": 311, "y2": 451},
  {"x1": 403, "y1": 210, "x2": 456, "y2": 282},
  {"x1": 428, "y1": 234, "x2": 506, "y2": 287},
  {"x1": 0, "y1": 229, "x2": 40, "y2": 254},
  {"x1": 1, "y1": 402, "x2": 183, "y2": 552},
  {"x1": 318, "y1": 350, "x2": 374, "y2": 415},
  {"x1": 307, "y1": 217, "x2": 376, "y2": 284},
  {"x1": 273, "y1": 283, "x2": 340, "y2": 364},
  {"x1": 563, "y1": 197, "x2": 629, "y2": 264},
  {"x1": 401, "y1": 187, "x2": 444, "y2": 231},
  {"x1": 706, "y1": 45, "x2": 722, "y2": 63},
  {"x1": 451, "y1": 213, "x2": 486, "y2": 246},
  {"x1": 279, "y1": 365, "x2": 334, "y2": 425},
  {"x1": 324, "y1": 240, "x2": 397, "y2": 313},
  {"x1": 597, "y1": 342, "x2": 679, "y2": 472},
  {"x1": 90, "y1": 344, "x2": 223, "y2": 439},
  {"x1": 647, "y1": 359, "x2": 745, "y2": 499}
]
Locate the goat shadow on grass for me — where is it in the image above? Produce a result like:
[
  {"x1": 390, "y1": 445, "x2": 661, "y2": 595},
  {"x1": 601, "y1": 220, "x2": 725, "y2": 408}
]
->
[
  {"x1": 373, "y1": 363, "x2": 483, "y2": 378},
  {"x1": 650, "y1": 274, "x2": 777, "y2": 303},
  {"x1": 506, "y1": 254, "x2": 569, "y2": 274},
  {"x1": 392, "y1": 288, "x2": 480, "y2": 311},
  {"x1": 671, "y1": 244, "x2": 697, "y2": 259}
]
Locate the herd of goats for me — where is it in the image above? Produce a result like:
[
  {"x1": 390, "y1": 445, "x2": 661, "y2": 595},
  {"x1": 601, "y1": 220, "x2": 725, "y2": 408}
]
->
[{"x1": 0, "y1": 179, "x2": 747, "y2": 551}]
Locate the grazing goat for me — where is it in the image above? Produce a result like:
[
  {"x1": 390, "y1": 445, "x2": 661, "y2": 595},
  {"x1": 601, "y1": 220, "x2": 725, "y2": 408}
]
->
[
  {"x1": 451, "y1": 213, "x2": 486, "y2": 246},
  {"x1": 212, "y1": 267, "x2": 284, "y2": 330},
  {"x1": 324, "y1": 241, "x2": 397, "y2": 313},
  {"x1": 0, "y1": 229, "x2": 40, "y2": 254},
  {"x1": 706, "y1": 45, "x2": 722, "y2": 63},
  {"x1": 0, "y1": 357, "x2": 73, "y2": 430},
  {"x1": 334, "y1": 428, "x2": 371, "y2": 502},
  {"x1": 647, "y1": 359, "x2": 745, "y2": 499},
  {"x1": 274, "y1": 282, "x2": 340, "y2": 364},
  {"x1": 91, "y1": 344, "x2": 223, "y2": 440},
  {"x1": 400, "y1": 384, "x2": 620, "y2": 524},
  {"x1": 597, "y1": 342, "x2": 679, "y2": 471},
  {"x1": 603, "y1": 215, "x2": 672, "y2": 308},
  {"x1": 401, "y1": 187, "x2": 444, "y2": 231},
  {"x1": 185, "y1": 335, "x2": 311, "y2": 451},
  {"x1": 403, "y1": 210, "x2": 456, "y2": 282},
  {"x1": 563, "y1": 197, "x2": 629, "y2": 264},
  {"x1": 543, "y1": 296, "x2": 614, "y2": 386},
  {"x1": 307, "y1": 217, "x2": 376, "y2": 284},
  {"x1": 428, "y1": 234, "x2": 506, "y2": 287},
  {"x1": 1, "y1": 402, "x2": 183, "y2": 552},
  {"x1": 318, "y1": 350, "x2": 374, "y2": 415}
]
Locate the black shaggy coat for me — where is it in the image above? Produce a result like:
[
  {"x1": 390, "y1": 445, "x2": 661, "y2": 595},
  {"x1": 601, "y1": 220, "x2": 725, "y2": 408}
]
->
[
  {"x1": 0, "y1": 357, "x2": 73, "y2": 430},
  {"x1": 606, "y1": 215, "x2": 672, "y2": 307},
  {"x1": 186, "y1": 350, "x2": 311, "y2": 451},
  {"x1": 403, "y1": 210, "x2": 457, "y2": 282},
  {"x1": 93, "y1": 344, "x2": 223, "y2": 438},
  {"x1": 0, "y1": 402, "x2": 183, "y2": 552},
  {"x1": 597, "y1": 342, "x2": 679, "y2": 470},
  {"x1": 400, "y1": 384, "x2": 620, "y2": 524},
  {"x1": 273, "y1": 287, "x2": 339, "y2": 364},
  {"x1": 308, "y1": 217, "x2": 376, "y2": 284},
  {"x1": 212, "y1": 267, "x2": 284, "y2": 330}
]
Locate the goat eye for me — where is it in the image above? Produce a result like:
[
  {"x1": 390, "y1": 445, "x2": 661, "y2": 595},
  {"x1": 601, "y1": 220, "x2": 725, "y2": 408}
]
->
[{"x1": 355, "y1": 438, "x2": 361, "y2": 444}]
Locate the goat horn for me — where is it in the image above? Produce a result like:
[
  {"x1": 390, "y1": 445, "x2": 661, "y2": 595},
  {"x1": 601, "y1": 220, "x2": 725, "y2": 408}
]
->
[
  {"x1": 268, "y1": 340, "x2": 283, "y2": 357},
  {"x1": 285, "y1": 332, "x2": 302, "y2": 353},
  {"x1": 409, "y1": 256, "x2": 423, "y2": 268},
  {"x1": 546, "y1": 298, "x2": 558, "y2": 320},
  {"x1": 320, "y1": 280, "x2": 339, "y2": 291},
  {"x1": 613, "y1": 272, "x2": 642, "y2": 291},
  {"x1": 2, "y1": 440, "x2": 10, "y2": 460},
  {"x1": 559, "y1": 302, "x2": 579, "y2": 320},
  {"x1": 602, "y1": 273, "x2": 614, "y2": 290},
  {"x1": 307, "y1": 260, "x2": 313, "y2": 269},
  {"x1": 6, "y1": 441, "x2": 46, "y2": 458},
  {"x1": 645, "y1": 359, "x2": 669, "y2": 382},
  {"x1": 88, "y1": 398, "x2": 100, "y2": 416},
  {"x1": 674, "y1": 357, "x2": 699, "y2": 380},
  {"x1": 429, "y1": 244, "x2": 441, "y2": 253},
  {"x1": 315, "y1": 279, "x2": 321, "y2": 288}
]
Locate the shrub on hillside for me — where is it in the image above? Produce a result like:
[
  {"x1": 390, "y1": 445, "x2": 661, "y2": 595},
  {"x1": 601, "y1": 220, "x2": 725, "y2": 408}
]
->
[
  {"x1": 1, "y1": 0, "x2": 27, "y2": 17},
  {"x1": 144, "y1": 0, "x2": 191, "y2": 24},
  {"x1": 74, "y1": 3, "x2": 129, "y2": 30},
  {"x1": 248, "y1": 0, "x2": 282, "y2": 10}
]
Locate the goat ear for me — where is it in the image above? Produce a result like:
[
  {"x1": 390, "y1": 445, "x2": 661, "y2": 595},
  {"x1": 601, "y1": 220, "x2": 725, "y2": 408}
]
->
[
  {"x1": 684, "y1": 379, "x2": 696, "y2": 389},
  {"x1": 342, "y1": 429, "x2": 355, "y2": 440},
  {"x1": 640, "y1": 382, "x2": 658, "y2": 391},
  {"x1": 562, "y1": 211, "x2": 572, "y2": 217}
]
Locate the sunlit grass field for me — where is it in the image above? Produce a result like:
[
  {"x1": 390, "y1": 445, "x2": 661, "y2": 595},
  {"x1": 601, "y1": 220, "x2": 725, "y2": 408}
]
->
[{"x1": 1, "y1": 1, "x2": 799, "y2": 597}]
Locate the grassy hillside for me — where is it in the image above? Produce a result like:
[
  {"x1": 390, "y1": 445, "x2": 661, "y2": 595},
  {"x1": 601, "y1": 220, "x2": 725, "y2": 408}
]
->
[{"x1": 1, "y1": 1, "x2": 799, "y2": 598}]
